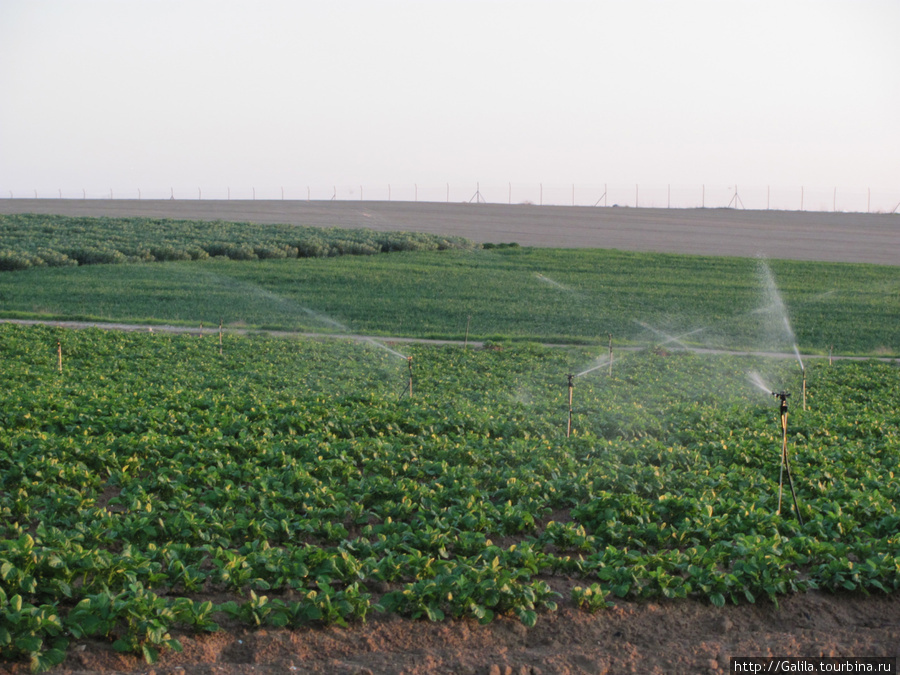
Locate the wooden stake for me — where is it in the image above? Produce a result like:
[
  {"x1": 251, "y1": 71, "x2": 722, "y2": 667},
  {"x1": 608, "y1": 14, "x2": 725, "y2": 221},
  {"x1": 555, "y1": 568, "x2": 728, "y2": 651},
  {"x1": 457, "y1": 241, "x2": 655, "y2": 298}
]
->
[
  {"x1": 802, "y1": 371, "x2": 807, "y2": 411},
  {"x1": 57, "y1": 340, "x2": 62, "y2": 373},
  {"x1": 777, "y1": 399, "x2": 804, "y2": 525},
  {"x1": 608, "y1": 333, "x2": 613, "y2": 376},
  {"x1": 407, "y1": 357, "x2": 413, "y2": 398}
]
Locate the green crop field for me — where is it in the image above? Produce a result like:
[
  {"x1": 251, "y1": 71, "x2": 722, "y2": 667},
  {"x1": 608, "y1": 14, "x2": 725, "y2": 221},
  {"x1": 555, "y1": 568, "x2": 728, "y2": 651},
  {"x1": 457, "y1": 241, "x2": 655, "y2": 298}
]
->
[
  {"x1": 0, "y1": 215, "x2": 898, "y2": 356},
  {"x1": 1, "y1": 323, "x2": 899, "y2": 669},
  {"x1": 1, "y1": 215, "x2": 899, "y2": 670},
  {"x1": 0, "y1": 214, "x2": 474, "y2": 270},
  {"x1": 1, "y1": 248, "x2": 898, "y2": 356}
]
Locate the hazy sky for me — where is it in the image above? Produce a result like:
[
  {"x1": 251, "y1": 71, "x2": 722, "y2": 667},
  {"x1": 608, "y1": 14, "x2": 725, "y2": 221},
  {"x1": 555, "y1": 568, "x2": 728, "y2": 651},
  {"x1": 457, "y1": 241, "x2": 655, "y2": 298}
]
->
[{"x1": 1, "y1": 1, "x2": 898, "y2": 204}]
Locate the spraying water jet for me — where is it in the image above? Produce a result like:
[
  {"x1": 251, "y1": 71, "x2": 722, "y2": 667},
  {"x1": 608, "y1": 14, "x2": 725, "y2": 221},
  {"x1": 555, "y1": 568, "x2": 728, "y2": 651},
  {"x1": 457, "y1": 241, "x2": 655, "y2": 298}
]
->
[{"x1": 635, "y1": 321, "x2": 705, "y2": 352}]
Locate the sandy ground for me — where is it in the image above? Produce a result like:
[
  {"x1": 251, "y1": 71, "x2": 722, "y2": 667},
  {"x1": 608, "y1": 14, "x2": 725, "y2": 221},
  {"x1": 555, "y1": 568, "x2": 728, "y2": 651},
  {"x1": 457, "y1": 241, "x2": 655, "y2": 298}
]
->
[
  {"x1": 2, "y1": 200, "x2": 899, "y2": 673},
  {"x1": 1, "y1": 199, "x2": 898, "y2": 265}
]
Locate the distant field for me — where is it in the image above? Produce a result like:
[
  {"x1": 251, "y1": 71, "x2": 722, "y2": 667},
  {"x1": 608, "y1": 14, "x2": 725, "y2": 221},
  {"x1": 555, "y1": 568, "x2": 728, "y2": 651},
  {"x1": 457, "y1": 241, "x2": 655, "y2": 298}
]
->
[
  {"x1": 2, "y1": 199, "x2": 898, "y2": 265},
  {"x1": 1, "y1": 248, "x2": 897, "y2": 355}
]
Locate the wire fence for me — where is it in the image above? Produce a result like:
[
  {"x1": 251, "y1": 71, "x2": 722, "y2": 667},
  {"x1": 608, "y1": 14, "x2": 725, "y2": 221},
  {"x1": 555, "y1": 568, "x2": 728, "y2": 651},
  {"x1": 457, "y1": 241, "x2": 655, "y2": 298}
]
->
[{"x1": 6, "y1": 183, "x2": 900, "y2": 214}]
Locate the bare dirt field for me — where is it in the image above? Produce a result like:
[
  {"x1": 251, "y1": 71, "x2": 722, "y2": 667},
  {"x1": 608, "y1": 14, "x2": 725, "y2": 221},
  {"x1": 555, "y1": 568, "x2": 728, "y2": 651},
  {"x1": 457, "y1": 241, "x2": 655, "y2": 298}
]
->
[
  {"x1": 2, "y1": 199, "x2": 898, "y2": 265},
  {"x1": 2, "y1": 200, "x2": 898, "y2": 674}
]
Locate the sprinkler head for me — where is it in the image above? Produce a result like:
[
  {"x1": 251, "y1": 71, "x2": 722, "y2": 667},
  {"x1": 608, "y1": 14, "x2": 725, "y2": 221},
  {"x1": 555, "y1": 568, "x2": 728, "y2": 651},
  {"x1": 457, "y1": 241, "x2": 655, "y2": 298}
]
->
[
  {"x1": 772, "y1": 390, "x2": 790, "y2": 413},
  {"x1": 567, "y1": 373, "x2": 575, "y2": 387}
]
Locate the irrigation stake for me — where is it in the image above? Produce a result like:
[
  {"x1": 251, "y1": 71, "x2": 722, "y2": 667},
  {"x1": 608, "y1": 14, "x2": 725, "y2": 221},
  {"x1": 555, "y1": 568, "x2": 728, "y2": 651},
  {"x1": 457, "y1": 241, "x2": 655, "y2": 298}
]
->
[
  {"x1": 219, "y1": 320, "x2": 223, "y2": 355},
  {"x1": 399, "y1": 357, "x2": 414, "y2": 400},
  {"x1": 566, "y1": 373, "x2": 575, "y2": 438},
  {"x1": 802, "y1": 368, "x2": 807, "y2": 411},
  {"x1": 57, "y1": 340, "x2": 63, "y2": 373},
  {"x1": 773, "y1": 391, "x2": 804, "y2": 525},
  {"x1": 608, "y1": 333, "x2": 613, "y2": 376},
  {"x1": 829, "y1": 345, "x2": 833, "y2": 366}
]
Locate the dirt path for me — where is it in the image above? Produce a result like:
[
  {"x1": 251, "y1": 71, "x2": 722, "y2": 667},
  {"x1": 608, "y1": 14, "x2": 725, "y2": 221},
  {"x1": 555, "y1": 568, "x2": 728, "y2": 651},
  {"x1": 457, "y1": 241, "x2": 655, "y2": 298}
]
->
[{"x1": 2, "y1": 199, "x2": 898, "y2": 266}]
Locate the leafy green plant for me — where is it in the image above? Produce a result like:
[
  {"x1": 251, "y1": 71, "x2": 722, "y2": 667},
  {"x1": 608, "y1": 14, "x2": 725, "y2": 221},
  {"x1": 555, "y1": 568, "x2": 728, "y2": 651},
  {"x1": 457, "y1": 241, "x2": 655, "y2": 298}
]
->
[
  {"x1": 571, "y1": 584, "x2": 611, "y2": 613},
  {"x1": 0, "y1": 589, "x2": 68, "y2": 672},
  {"x1": 66, "y1": 583, "x2": 183, "y2": 664}
]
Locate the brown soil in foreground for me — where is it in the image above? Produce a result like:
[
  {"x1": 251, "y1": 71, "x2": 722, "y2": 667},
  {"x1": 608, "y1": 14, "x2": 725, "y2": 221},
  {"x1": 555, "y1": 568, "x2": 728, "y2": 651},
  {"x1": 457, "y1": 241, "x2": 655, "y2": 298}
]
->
[{"x1": 3, "y1": 592, "x2": 898, "y2": 675}]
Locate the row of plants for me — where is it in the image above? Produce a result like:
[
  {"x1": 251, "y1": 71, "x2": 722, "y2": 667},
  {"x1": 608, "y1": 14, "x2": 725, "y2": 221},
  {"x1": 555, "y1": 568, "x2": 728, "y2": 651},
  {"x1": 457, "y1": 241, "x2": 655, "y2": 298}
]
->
[
  {"x1": 1, "y1": 324, "x2": 898, "y2": 669},
  {"x1": 0, "y1": 214, "x2": 476, "y2": 270}
]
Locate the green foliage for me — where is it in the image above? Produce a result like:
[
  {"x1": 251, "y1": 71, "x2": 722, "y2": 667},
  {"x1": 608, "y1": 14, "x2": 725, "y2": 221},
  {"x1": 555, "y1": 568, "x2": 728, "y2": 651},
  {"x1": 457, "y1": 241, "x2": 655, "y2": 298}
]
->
[
  {"x1": 0, "y1": 246, "x2": 895, "y2": 355},
  {"x1": 66, "y1": 583, "x2": 183, "y2": 664},
  {"x1": 0, "y1": 214, "x2": 475, "y2": 268},
  {"x1": 0, "y1": 589, "x2": 68, "y2": 672},
  {"x1": 571, "y1": 584, "x2": 611, "y2": 612},
  {"x1": 1, "y1": 324, "x2": 899, "y2": 668}
]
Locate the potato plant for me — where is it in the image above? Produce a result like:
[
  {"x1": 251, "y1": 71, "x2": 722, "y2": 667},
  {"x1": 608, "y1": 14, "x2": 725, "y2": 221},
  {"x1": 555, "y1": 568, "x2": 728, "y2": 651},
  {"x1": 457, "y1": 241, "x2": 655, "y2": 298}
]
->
[{"x1": 1, "y1": 323, "x2": 898, "y2": 670}]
